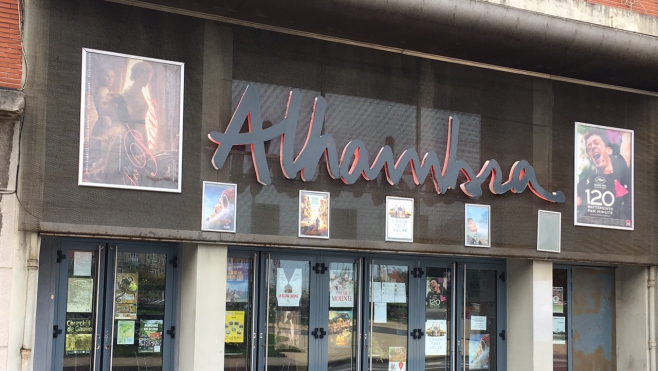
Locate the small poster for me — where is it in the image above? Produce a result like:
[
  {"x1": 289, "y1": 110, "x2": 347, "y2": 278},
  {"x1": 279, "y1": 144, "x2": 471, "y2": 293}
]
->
[
  {"x1": 328, "y1": 310, "x2": 353, "y2": 347},
  {"x1": 115, "y1": 273, "x2": 138, "y2": 304},
  {"x1": 388, "y1": 347, "x2": 407, "y2": 371},
  {"x1": 65, "y1": 318, "x2": 93, "y2": 355},
  {"x1": 139, "y1": 319, "x2": 163, "y2": 353},
  {"x1": 468, "y1": 334, "x2": 490, "y2": 369},
  {"x1": 374, "y1": 302, "x2": 387, "y2": 323},
  {"x1": 553, "y1": 317, "x2": 566, "y2": 345},
  {"x1": 67, "y1": 278, "x2": 94, "y2": 313},
  {"x1": 426, "y1": 276, "x2": 448, "y2": 311},
  {"x1": 330, "y1": 269, "x2": 354, "y2": 307},
  {"x1": 471, "y1": 316, "x2": 487, "y2": 331},
  {"x1": 226, "y1": 257, "x2": 249, "y2": 303},
  {"x1": 114, "y1": 303, "x2": 137, "y2": 320},
  {"x1": 553, "y1": 287, "x2": 564, "y2": 313},
  {"x1": 117, "y1": 320, "x2": 135, "y2": 345},
  {"x1": 299, "y1": 190, "x2": 330, "y2": 238},
  {"x1": 465, "y1": 204, "x2": 491, "y2": 247},
  {"x1": 78, "y1": 49, "x2": 184, "y2": 193},
  {"x1": 73, "y1": 251, "x2": 93, "y2": 277},
  {"x1": 276, "y1": 268, "x2": 302, "y2": 307},
  {"x1": 425, "y1": 320, "x2": 448, "y2": 356},
  {"x1": 574, "y1": 122, "x2": 633, "y2": 230},
  {"x1": 385, "y1": 196, "x2": 414, "y2": 243},
  {"x1": 202, "y1": 182, "x2": 237, "y2": 233},
  {"x1": 225, "y1": 311, "x2": 245, "y2": 343}
]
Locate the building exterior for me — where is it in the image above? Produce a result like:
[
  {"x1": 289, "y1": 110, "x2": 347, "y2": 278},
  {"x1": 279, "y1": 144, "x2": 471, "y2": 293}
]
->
[{"x1": 1, "y1": 0, "x2": 658, "y2": 370}]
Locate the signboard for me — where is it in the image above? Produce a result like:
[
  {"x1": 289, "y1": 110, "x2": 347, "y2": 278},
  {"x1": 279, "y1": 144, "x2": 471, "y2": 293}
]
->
[
  {"x1": 574, "y1": 122, "x2": 633, "y2": 230},
  {"x1": 79, "y1": 49, "x2": 184, "y2": 192},
  {"x1": 208, "y1": 85, "x2": 564, "y2": 203}
]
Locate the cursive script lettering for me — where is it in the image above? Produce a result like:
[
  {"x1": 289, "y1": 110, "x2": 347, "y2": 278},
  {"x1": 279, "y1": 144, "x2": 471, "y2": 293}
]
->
[{"x1": 209, "y1": 85, "x2": 565, "y2": 203}]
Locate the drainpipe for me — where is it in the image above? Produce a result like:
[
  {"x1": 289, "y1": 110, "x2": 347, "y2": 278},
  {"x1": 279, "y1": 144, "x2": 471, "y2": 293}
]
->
[{"x1": 649, "y1": 266, "x2": 656, "y2": 371}]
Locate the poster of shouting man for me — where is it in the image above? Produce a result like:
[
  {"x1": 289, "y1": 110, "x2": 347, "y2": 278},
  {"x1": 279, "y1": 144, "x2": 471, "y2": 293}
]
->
[{"x1": 574, "y1": 122, "x2": 633, "y2": 230}]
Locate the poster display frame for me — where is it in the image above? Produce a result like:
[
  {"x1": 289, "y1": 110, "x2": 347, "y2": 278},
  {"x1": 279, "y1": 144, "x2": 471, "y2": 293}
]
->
[
  {"x1": 298, "y1": 190, "x2": 330, "y2": 239},
  {"x1": 201, "y1": 181, "x2": 237, "y2": 233},
  {"x1": 574, "y1": 122, "x2": 634, "y2": 230},
  {"x1": 385, "y1": 196, "x2": 414, "y2": 243},
  {"x1": 78, "y1": 48, "x2": 185, "y2": 193},
  {"x1": 464, "y1": 204, "x2": 491, "y2": 248}
]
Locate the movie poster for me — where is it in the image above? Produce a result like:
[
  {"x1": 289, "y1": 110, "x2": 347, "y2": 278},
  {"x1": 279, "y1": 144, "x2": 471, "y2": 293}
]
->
[
  {"x1": 553, "y1": 287, "x2": 564, "y2": 314},
  {"x1": 202, "y1": 182, "x2": 237, "y2": 233},
  {"x1": 276, "y1": 268, "x2": 302, "y2": 307},
  {"x1": 553, "y1": 317, "x2": 566, "y2": 345},
  {"x1": 139, "y1": 319, "x2": 163, "y2": 353},
  {"x1": 226, "y1": 257, "x2": 249, "y2": 303},
  {"x1": 115, "y1": 273, "x2": 138, "y2": 320},
  {"x1": 425, "y1": 320, "x2": 447, "y2": 356},
  {"x1": 225, "y1": 311, "x2": 245, "y2": 343},
  {"x1": 299, "y1": 190, "x2": 330, "y2": 238},
  {"x1": 385, "y1": 196, "x2": 414, "y2": 243},
  {"x1": 468, "y1": 334, "x2": 490, "y2": 370},
  {"x1": 388, "y1": 347, "x2": 407, "y2": 371},
  {"x1": 328, "y1": 310, "x2": 353, "y2": 347},
  {"x1": 574, "y1": 122, "x2": 633, "y2": 230},
  {"x1": 78, "y1": 49, "x2": 184, "y2": 192},
  {"x1": 330, "y1": 269, "x2": 354, "y2": 307},
  {"x1": 65, "y1": 318, "x2": 93, "y2": 355},
  {"x1": 465, "y1": 204, "x2": 490, "y2": 247}
]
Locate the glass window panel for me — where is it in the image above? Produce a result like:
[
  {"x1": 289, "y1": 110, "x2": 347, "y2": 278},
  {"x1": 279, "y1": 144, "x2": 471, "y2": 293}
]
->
[
  {"x1": 112, "y1": 252, "x2": 167, "y2": 371},
  {"x1": 225, "y1": 257, "x2": 253, "y2": 371},
  {"x1": 424, "y1": 267, "x2": 451, "y2": 371},
  {"x1": 266, "y1": 259, "x2": 310, "y2": 371},
  {"x1": 63, "y1": 250, "x2": 98, "y2": 371},
  {"x1": 369, "y1": 264, "x2": 409, "y2": 371},
  {"x1": 327, "y1": 262, "x2": 358, "y2": 371},
  {"x1": 553, "y1": 269, "x2": 568, "y2": 371},
  {"x1": 463, "y1": 269, "x2": 497, "y2": 371}
]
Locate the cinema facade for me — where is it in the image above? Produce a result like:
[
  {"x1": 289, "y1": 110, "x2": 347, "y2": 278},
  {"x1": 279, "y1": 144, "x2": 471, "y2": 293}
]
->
[{"x1": 18, "y1": 0, "x2": 658, "y2": 371}]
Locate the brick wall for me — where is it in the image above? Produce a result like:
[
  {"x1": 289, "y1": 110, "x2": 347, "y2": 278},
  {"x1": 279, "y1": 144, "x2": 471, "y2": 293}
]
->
[
  {"x1": 0, "y1": 0, "x2": 21, "y2": 90},
  {"x1": 587, "y1": 0, "x2": 658, "y2": 18}
]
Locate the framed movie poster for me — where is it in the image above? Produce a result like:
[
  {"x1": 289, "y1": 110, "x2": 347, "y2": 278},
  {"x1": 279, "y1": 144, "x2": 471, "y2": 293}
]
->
[
  {"x1": 78, "y1": 49, "x2": 184, "y2": 192},
  {"x1": 465, "y1": 204, "x2": 490, "y2": 247},
  {"x1": 299, "y1": 190, "x2": 330, "y2": 239},
  {"x1": 575, "y1": 122, "x2": 634, "y2": 230},
  {"x1": 201, "y1": 182, "x2": 237, "y2": 233},
  {"x1": 385, "y1": 196, "x2": 414, "y2": 243}
]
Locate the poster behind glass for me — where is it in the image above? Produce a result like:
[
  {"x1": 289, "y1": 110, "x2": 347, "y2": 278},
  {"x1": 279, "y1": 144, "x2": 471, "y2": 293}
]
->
[
  {"x1": 299, "y1": 190, "x2": 330, "y2": 238},
  {"x1": 465, "y1": 204, "x2": 490, "y2": 247},
  {"x1": 79, "y1": 49, "x2": 184, "y2": 192},
  {"x1": 202, "y1": 182, "x2": 237, "y2": 233},
  {"x1": 385, "y1": 196, "x2": 414, "y2": 243},
  {"x1": 574, "y1": 122, "x2": 633, "y2": 230}
]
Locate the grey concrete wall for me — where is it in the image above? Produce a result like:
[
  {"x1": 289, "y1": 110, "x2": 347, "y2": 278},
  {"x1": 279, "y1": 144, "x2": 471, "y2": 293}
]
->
[{"x1": 616, "y1": 266, "x2": 649, "y2": 371}]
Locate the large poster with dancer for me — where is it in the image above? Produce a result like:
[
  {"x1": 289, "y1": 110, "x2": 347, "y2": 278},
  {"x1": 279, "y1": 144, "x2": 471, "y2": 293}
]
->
[
  {"x1": 78, "y1": 49, "x2": 184, "y2": 192},
  {"x1": 574, "y1": 122, "x2": 633, "y2": 230}
]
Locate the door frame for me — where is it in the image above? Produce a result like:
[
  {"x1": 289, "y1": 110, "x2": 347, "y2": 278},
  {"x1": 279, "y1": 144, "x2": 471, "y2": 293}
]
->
[{"x1": 51, "y1": 238, "x2": 178, "y2": 371}]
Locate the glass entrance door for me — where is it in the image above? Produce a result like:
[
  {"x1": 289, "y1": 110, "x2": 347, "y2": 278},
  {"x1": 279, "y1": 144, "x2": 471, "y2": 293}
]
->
[
  {"x1": 234, "y1": 250, "x2": 505, "y2": 371},
  {"x1": 458, "y1": 264, "x2": 506, "y2": 371},
  {"x1": 52, "y1": 241, "x2": 176, "y2": 371}
]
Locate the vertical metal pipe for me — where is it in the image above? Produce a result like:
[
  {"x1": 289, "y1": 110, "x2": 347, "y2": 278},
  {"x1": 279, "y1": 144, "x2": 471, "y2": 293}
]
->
[{"x1": 649, "y1": 266, "x2": 656, "y2": 371}]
